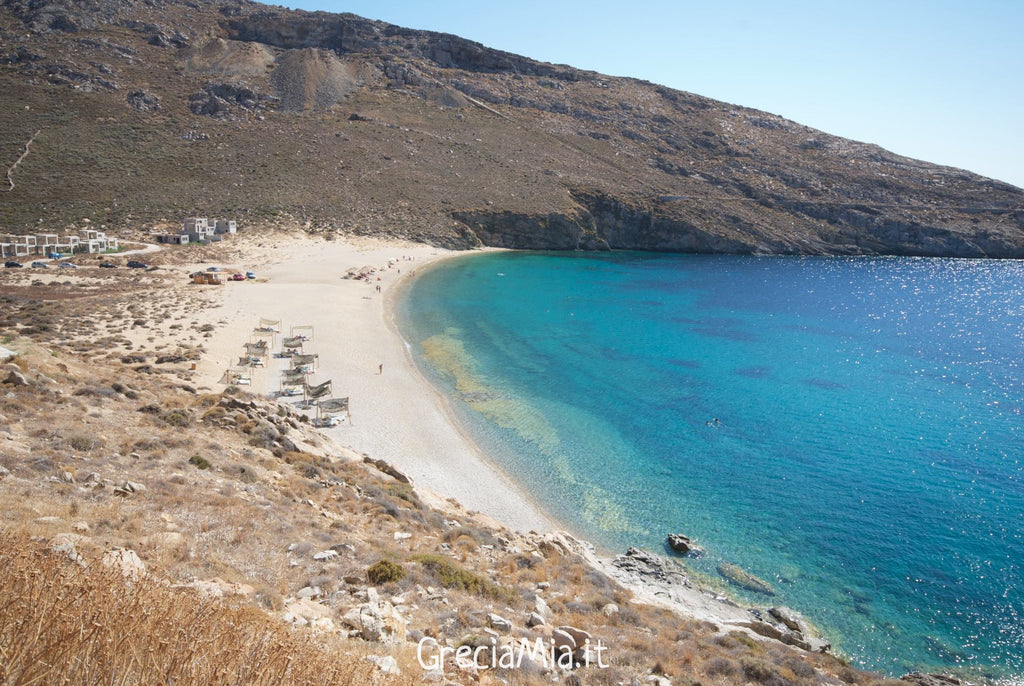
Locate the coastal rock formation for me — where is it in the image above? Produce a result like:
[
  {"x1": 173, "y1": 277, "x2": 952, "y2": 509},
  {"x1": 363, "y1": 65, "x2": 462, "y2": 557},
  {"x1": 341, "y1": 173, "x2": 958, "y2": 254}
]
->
[
  {"x1": 737, "y1": 608, "x2": 831, "y2": 654},
  {"x1": 666, "y1": 532, "x2": 705, "y2": 557},
  {"x1": 717, "y1": 562, "x2": 776, "y2": 596},
  {"x1": 611, "y1": 547, "x2": 691, "y2": 587},
  {"x1": 604, "y1": 547, "x2": 828, "y2": 654},
  {"x1": 899, "y1": 673, "x2": 964, "y2": 686}
]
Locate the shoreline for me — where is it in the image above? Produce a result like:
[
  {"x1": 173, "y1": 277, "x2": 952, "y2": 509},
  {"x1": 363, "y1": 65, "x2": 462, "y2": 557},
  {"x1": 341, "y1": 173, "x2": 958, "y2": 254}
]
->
[
  {"x1": 191, "y1": 232, "x2": 836, "y2": 657},
  {"x1": 380, "y1": 249, "x2": 572, "y2": 534}
]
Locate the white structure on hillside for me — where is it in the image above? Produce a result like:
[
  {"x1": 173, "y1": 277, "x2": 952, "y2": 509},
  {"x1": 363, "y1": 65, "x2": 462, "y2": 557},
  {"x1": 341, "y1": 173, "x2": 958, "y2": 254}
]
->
[
  {"x1": 1, "y1": 234, "x2": 34, "y2": 257},
  {"x1": 0, "y1": 229, "x2": 117, "y2": 258},
  {"x1": 77, "y1": 228, "x2": 118, "y2": 253},
  {"x1": 184, "y1": 217, "x2": 213, "y2": 243},
  {"x1": 154, "y1": 217, "x2": 238, "y2": 245}
]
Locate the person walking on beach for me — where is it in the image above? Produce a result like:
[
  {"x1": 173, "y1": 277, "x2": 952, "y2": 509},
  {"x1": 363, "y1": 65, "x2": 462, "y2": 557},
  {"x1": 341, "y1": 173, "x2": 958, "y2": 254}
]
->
[{"x1": 378, "y1": 363, "x2": 383, "y2": 375}]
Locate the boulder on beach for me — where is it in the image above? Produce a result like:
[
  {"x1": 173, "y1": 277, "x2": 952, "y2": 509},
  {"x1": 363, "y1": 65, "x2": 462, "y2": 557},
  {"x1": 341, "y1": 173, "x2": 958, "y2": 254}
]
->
[
  {"x1": 666, "y1": 532, "x2": 705, "y2": 557},
  {"x1": 717, "y1": 562, "x2": 775, "y2": 596}
]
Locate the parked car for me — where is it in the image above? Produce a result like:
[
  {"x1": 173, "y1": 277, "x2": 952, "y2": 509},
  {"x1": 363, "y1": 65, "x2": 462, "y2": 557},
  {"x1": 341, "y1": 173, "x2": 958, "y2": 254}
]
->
[
  {"x1": 231, "y1": 273, "x2": 245, "y2": 281},
  {"x1": 30, "y1": 261, "x2": 48, "y2": 268},
  {"x1": 245, "y1": 271, "x2": 256, "y2": 279},
  {"x1": 127, "y1": 260, "x2": 147, "y2": 269},
  {"x1": 4, "y1": 260, "x2": 23, "y2": 268},
  {"x1": 99, "y1": 262, "x2": 117, "y2": 268},
  {"x1": 206, "y1": 266, "x2": 220, "y2": 272},
  {"x1": 58, "y1": 262, "x2": 77, "y2": 269}
]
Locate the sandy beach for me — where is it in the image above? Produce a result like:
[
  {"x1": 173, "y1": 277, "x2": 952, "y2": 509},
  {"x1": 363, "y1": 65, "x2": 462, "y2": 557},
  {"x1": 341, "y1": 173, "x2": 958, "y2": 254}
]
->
[{"x1": 192, "y1": 233, "x2": 559, "y2": 535}]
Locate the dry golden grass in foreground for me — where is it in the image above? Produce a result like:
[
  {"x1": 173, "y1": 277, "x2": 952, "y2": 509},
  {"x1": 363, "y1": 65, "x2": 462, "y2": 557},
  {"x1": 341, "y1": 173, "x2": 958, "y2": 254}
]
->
[{"x1": 0, "y1": 529, "x2": 409, "y2": 686}]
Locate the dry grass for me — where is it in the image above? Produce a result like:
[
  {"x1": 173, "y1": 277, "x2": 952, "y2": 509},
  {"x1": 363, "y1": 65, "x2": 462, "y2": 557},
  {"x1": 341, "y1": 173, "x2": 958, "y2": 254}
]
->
[{"x1": 0, "y1": 530, "x2": 412, "y2": 686}]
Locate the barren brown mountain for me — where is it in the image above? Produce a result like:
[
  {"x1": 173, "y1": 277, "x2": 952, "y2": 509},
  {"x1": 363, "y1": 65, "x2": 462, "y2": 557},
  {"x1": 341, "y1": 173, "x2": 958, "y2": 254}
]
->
[{"x1": 1, "y1": 0, "x2": 1021, "y2": 255}]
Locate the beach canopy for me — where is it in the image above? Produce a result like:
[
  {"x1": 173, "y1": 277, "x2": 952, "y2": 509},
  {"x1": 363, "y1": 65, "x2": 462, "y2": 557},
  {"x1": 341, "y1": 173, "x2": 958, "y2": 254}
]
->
[
  {"x1": 251, "y1": 328, "x2": 277, "y2": 345},
  {"x1": 291, "y1": 324, "x2": 314, "y2": 341},
  {"x1": 280, "y1": 370, "x2": 306, "y2": 388},
  {"x1": 222, "y1": 367, "x2": 251, "y2": 386},
  {"x1": 257, "y1": 318, "x2": 281, "y2": 332},
  {"x1": 304, "y1": 379, "x2": 333, "y2": 403},
  {"x1": 316, "y1": 397, "x2": 350, "y2": 424},
  {"x1": 290, "y1": 353, "x2": 318, "y2": 370},
  {"x1": 244, "y1": 341, "x2": 269, "y2": 358},
  {"x1": 318, "y1": 397, "x2": 348, "y2": 413}
]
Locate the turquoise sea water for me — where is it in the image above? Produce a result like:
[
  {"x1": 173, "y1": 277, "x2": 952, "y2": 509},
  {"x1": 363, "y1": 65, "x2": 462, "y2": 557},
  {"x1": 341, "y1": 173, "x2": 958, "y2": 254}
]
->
[{"x1": 396, "y1": 251, "x2": 1024, "y2": 682}]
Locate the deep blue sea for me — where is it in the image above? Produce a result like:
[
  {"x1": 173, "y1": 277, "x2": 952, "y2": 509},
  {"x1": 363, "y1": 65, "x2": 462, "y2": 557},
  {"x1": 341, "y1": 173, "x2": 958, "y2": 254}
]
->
[{"x1": 396, "y1": 251, "x2": 1024, "y2": 682}]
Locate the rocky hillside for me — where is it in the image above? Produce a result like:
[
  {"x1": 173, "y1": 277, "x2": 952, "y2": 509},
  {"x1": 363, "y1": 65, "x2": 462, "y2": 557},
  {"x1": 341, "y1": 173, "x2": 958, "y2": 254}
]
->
[{"x1": 1, "y1": 0, "x2": 1022, "y2": 256}]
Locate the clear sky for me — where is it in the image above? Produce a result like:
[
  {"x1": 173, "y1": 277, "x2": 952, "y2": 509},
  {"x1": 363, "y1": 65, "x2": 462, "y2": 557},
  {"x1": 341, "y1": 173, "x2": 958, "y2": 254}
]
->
[{"x1": 280, "y1": 0, "x2": 1023, "y2": 189}]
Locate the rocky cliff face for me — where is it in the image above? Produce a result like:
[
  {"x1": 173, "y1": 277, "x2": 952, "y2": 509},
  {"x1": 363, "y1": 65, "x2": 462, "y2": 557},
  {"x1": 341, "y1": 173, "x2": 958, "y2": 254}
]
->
[
  {"x1": 455, "y1": 191, "x2": 1024, "y2": 258},
  {"x1": 0, "y1": 0, "x2": 1021, "y2": 256}
]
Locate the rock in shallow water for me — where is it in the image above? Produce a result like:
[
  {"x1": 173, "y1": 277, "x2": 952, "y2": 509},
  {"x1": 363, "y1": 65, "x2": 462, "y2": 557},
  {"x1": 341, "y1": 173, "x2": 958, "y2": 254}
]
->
[
  {"x1": 666, "y1": 532, "x2": 705, "y2": 557},
  {"x1": 717, "y1": 562, "x2": 775, "y2": 596}
]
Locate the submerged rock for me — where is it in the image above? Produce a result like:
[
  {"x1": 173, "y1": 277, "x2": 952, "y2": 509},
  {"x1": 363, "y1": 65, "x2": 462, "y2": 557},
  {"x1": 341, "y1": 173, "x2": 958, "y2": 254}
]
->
[
  {"x1": 899, "y1": 672, "x2": 963, "y2": 685},
  {"x1": 717, "y1": 562, "x2": 775, "y2": 596}
]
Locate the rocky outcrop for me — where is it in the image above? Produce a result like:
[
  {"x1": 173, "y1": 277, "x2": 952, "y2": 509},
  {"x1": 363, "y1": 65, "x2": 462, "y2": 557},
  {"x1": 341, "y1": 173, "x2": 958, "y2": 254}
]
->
[
  {"x1": 223, "y1": 9, "x2": 575, "y2": 80},
  {"x1": 2, "y1": 0, "x2": 122, "y2": 32},
  {"x1": 666, "y1": 533, "x2": 705, "y2": 557},
  {"x1": 188, "y1": 82, "x2": 277, "y2": 120},
  {"x1": 341, "y1": 596, "x2": 407, "y2": 644},
  {"x1": 735, "y1": 607, "x2": 830, "y2": 653},
  {"x1": 451, "y1": 209, "x2": 609, "y2": 251},
  {"x1": 604, "y1": 547, "x2": 829, "y2": 654},
  {"x1": 4, "y1": 368, "x2": 30, "y2": 387},
  {"x1": 127, "y1": 89, "x2": 159, "y2": 111},
  {"x1": 101, "y1": 547, "x2": 146, "y2": 581},
  {"x1": 610, "y1": 546, "x2": 692, "y2": 588}
]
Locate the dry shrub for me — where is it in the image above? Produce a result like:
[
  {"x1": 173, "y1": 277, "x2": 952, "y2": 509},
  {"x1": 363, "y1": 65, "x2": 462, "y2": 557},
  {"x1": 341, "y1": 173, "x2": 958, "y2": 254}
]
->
[
  {"x1": 161, "y1": 409, "x2": 191, "y2": 427},
  {"x1": 231, "y1": 463, "x2": 259, "y2": 483},
  {"x1": 64, "y1": 433, "x2": 100, "y2": 452},
  {"x1": 740, "y1": 656, "x2": 790, "y2": 685},
  {"x1": 189, "y1": 454, "x2": 211, "y2": 470},
  {"x1": 413, "y1": 553, "x2": 511, "y2": 601},
  {"x1": 0, "y1": 529, "x2": 401, "y2": 685},
  {"x1": 366, "y1": 558, "x2": 406, "y2": 585},
  {"x1": 704, "y1": 656, "x2": 740, "y2": 677},
  {"x1": 442, "y1": 525, "x2": 498, "y2": 550}
]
